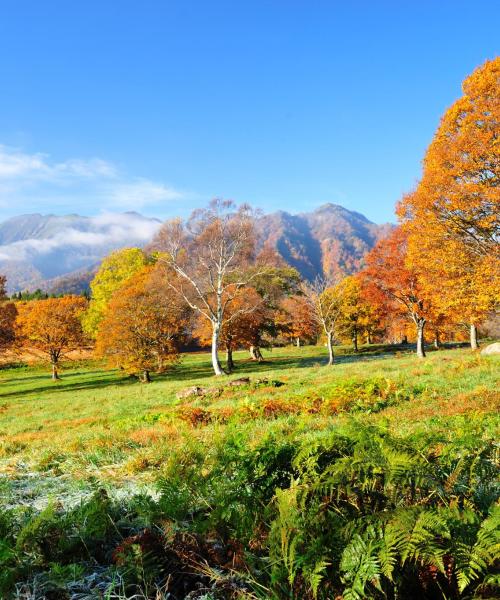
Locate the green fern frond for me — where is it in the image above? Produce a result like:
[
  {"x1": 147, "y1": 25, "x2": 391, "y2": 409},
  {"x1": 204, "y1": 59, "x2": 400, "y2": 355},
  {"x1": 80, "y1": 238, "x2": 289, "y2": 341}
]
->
[{"x1": 456, "y1": 504, "x2": 500, "y2": 592}]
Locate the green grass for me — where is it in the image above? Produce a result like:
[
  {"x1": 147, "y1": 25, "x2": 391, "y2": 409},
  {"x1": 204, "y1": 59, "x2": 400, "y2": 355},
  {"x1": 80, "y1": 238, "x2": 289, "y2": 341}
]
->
[
  {"x1": 0, "y1": 344, "x2": 498, "y2": 599},
  {"x1": 0, "y1": 344, "x2": 498, "y2": 480}
]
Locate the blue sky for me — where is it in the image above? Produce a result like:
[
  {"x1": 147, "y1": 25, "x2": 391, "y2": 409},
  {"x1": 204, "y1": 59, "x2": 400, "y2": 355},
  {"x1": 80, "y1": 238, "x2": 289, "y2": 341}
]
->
[{"x1": 0, "y1": 0, "x2": 498, "y2": 224}]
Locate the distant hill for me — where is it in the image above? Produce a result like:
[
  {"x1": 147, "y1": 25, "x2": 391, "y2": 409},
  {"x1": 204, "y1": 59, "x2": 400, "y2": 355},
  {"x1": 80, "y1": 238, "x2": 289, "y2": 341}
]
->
[
  {"x1": 0, "y1": 205, "x2": 393, "y2": 293},
  {"x1": 0, "y1": 212, "x2": 162, "y2": 293},
  {"x1": 256, "y1": 203, "x2": 393, "y2": 280},
  {"x1": 44, "y1": 265, "x2": 100, "y2": 296}
]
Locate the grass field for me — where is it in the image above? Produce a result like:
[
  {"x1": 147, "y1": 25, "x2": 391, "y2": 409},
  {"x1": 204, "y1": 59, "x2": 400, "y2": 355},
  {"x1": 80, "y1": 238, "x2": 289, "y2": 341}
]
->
[
  {"x1": 1, "y1": 344, "x2": 498, "y2": 480},
  {"x1": 0, "y1": 344, "x2": 499, "y2": 598}
]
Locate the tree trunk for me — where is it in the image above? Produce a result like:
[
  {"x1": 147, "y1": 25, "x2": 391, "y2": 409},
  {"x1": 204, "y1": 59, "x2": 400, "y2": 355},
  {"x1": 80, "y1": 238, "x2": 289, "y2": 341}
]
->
[
  {"x1": 141, "y1": 370, "x2": 151, "y2": 383},
  {"x1": 249, "y1": 345, "x2": 263, "y2": 362},
  {"x1": 416, "y1": 320, "x2": 426, "y2": 358},
  {"x1": 51, "y1": 362, "x2": 60, "y2": 381},
  {"x1": 326, "y1": 331, "x2": 334, "y2": 365},
  {"x1": 211, "y1": 325, "x2": 225, "y2": 375},
  {"x1": 401, "y1": 335, "x2": 408, "y2": 345},
  {"x1": 226, "y1": 347, "x2": 235, "y2": 372},
  {"x1": 434, "y1": 331, "x2": 441, "y2": 349},
  {"x1": 296, "y1": 337, "x2": 301, "y2": 347},
  {"x1": 352, "y1": 328, "x2": 358, "y2": 352},
  {"x1": 470, "y1": 323, "x2": 479, "y2": 350},
  {"x1": 366, "y1": 331, "x2": 372, "y2": 345}
]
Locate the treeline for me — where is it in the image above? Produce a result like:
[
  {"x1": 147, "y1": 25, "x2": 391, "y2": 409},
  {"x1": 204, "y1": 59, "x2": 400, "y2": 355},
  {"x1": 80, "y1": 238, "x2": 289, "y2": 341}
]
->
[
  {"x1": 9, "y1": 288, "x2": 90, "y2": 301},
  {"x1": 1, "y1": 57, "x2": 498, "y2": 380}
]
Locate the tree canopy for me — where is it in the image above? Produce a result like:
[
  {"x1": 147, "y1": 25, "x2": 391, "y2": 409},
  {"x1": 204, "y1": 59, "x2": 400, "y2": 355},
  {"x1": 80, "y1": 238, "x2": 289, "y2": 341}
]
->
[
  {"x1": 16, "y1": 296, "x2": 88, "y2": 379},
  {"x1": 95, "y1": 266, "x2": 190, "y2": 382},
  {"x1": 82, "y1": 247, "x2": 148, "y2": 338}
]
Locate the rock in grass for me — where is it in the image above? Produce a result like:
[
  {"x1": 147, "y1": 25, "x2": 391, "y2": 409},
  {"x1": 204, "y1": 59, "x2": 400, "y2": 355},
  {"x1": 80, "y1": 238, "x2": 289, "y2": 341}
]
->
[
  {"x1": 176, "y1": 386, "x2": 209, "y2": 400},
  {"x1": 228, "y1": 377, "x2": 251, "y2": 387},
  {"x1": 480, "y1": 342, "x2": 500, "y2": 356}
]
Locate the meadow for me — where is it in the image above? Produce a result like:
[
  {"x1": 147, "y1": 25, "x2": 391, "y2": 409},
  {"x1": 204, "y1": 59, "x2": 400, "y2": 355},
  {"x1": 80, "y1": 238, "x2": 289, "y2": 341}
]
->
[{"x1": 0, "y1": 344, "x2": 499, "y2": 599}]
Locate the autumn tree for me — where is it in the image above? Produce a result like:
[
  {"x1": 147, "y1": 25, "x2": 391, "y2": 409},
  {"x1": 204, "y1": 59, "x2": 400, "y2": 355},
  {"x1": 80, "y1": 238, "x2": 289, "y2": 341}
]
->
[
  {"x1": 400, "y1": 58, "x2": 499, "y2": 256},
  {"x1": 354, "y1": 276, "x2": 388, "y2": 344},
  {"x1": 398, "y1": 58, "x2": 500, "y2": 347},
  {"x1": 151, "y1": 199, "x2": 268, "y2": 376},
  {"x1": 83, "y1": 248, "x2": 148, "y2": 338},
  {"x1": 16, "y1": 296, "x2": 88, "y2": 379},
  {"x1": 363, "y1": 227, "x2": 430, "y2": 358},
  {"x1": 335, "y1": 275, "x2": 377, "y2": 352},
  {"x1": 0, "y1": 276, "x2": 17, "y2": 353},
  {"x1": 302, "y1": 277, "x2": 346, "y2": 366},
  {"x1": 95, "y1": 266, "x2": 190, "y2": 382},
  {"x1": 426, "y1": 309, "x2": 453, "y2": 349},
  {"x1": 194, "y1": 286, "x2": 266, "y2": 371},
  {"x1": 0, "y1": 302, "x2": 17, "y2": 353},
  {"x1": 245, "y1": 251, "x2": 302, "y2": 358},
  {"x1": 401, "y1": 225, "x2": 496, "y2": 349},
  {"x1": 276, "y1": 295, "x2": 319, "y2": 347}
]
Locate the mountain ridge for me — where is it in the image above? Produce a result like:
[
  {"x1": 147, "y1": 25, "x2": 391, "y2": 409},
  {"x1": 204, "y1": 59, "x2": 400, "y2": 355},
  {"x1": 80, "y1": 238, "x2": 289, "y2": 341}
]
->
[
  {"x1": 257, "y1": 203, "x2": 393, "y2": 280},
  {"x1": 0, "y1": 205, "x2": 393, "y2": 293}
]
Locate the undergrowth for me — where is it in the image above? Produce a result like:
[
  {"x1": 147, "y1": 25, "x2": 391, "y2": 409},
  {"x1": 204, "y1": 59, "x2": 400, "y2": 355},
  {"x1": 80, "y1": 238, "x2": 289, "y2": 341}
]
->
[{"x1": 0, "y1": 346, "x2": 498, "y2": 598}]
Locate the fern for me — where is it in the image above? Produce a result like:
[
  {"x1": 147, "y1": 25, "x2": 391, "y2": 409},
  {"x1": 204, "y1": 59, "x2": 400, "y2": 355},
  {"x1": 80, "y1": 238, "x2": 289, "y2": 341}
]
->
[
  {"x1": 272, "y1": 483, "x2": 303, "y2": 588},
  {"x1": 340, "y1": 533, "x2": 383, "y2": 600},
  {"x1": 456, "y1": 504, "x2": 500, "y2": 593},
  {"x1": 305, "y1": 558, "x2": 330, "y2": 599}
]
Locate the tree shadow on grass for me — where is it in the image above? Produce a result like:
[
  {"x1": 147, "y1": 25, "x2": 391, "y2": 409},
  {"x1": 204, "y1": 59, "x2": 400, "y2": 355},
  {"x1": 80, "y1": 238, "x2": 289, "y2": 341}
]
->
[
  {"x1": 166, "y1": 343, "x2": 419, "y2": 383},
  {"x1": 0, "y1": 343, "x2": 467, "y2": 400},
  {"x1": 0, "y1": 372, "x2": 135, "y2": 399},
  {"x1": 0, "y1": 354, "x2": 327, "y2": 398}
]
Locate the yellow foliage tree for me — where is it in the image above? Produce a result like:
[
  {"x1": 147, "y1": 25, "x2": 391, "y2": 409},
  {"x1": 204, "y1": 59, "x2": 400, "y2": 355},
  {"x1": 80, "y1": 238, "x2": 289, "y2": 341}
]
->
[
  {"x1": 83, "y1": 248, "x2": 148, "y2": 338},
  {"x1": 95, "y1": 266, "x2": 190, "y2": 382},
  {"x1": 399, "y1": 58, "x2": 500, "y2": 347}
]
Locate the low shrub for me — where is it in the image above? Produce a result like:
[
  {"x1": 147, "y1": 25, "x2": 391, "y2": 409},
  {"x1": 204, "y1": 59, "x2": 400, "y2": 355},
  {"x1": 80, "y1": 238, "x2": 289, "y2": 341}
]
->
[{"x1": 1, "y1": 418, "x2": 498, "y2": 599}]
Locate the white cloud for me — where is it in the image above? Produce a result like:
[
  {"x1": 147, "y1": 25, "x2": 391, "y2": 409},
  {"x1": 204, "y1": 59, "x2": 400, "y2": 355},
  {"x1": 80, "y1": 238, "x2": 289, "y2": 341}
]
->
[
  {"x1": 0, "y1": 144, "x2": 185, "y2": 214},
  {"x1": 0, "y1": 212, "x2": 162, "y2": 263},
  {"x1": 107, "y1": 179, "x2": 183, "y2": 209},
  {"x1": 52, "y1": 158, "x2": 118, "y2": 179},
  {"x1": 0, "y1": 148, "x2": 48, "y2": 178},
  {"x1": 0, "y1": 145, "x2": 117, "y2": 181}
]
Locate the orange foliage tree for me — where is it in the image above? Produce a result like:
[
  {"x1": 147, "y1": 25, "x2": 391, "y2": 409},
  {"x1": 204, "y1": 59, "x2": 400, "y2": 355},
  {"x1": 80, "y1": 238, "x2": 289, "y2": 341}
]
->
[
  {"x1": 356, "y1": 276, "x2": 390, "y2": 344},
  {"x1": 16, "y1": 296, "x2": 88, "y2": 379},
  {"x1": 398, "y1": 58, "x2": 500, "y2": 348},
  {"x1": 363, "y1": 227, "x2": 430, "y2": 358},
  {"x1": 95, "y1": 266, "x2": 190, "y2": 382},
  {"x1": 400, "y1": 57, "x2": 499, "y2": 255},
  {"x1": 0, "y1": 302, "x2": 17, "y2": 353},
  {"x1": 0, "y1": 275, "x2": 17, "y2": 353},
  {"x1": 400, "y1": 220, "x2": 495, "y2": 349},
  {"x1": 276, "y1": 295, "x2": 319, "y2": 347},
  {"x1": 0, "y1": 275, "x2": 17, "y2": 351},
  {"x1": 194, "y1": 286, "x2": 266, "y2": 372}
]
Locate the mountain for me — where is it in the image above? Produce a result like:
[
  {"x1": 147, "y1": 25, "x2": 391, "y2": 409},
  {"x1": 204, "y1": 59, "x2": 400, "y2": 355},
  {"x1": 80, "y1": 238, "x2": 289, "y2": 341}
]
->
[
  {"x1": 0, "y1": 212, "x2": 162, "y2": 293},
  {"x1": 256, "y1": 203, "x2": 393, "y2": 280},
  {"x1": 0, "y1": 205, "x2": 393, "y2": 293}
]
